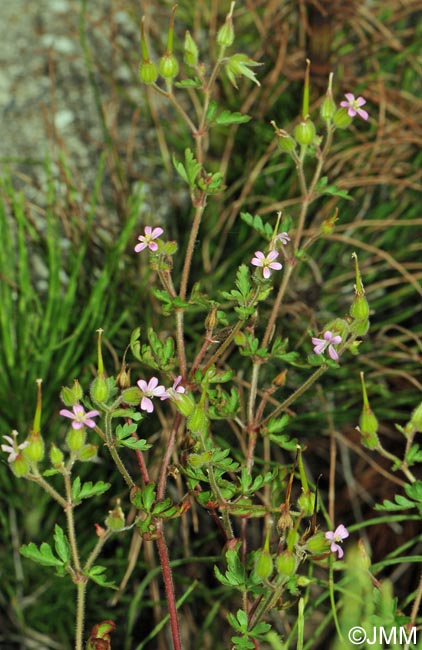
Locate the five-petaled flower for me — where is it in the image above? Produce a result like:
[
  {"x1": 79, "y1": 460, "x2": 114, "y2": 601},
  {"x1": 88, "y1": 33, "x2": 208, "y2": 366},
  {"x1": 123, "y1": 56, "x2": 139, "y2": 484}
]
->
[
  {"x1": 162, "y1": 375, "x2": 185, "y2": 400},
  {"x1": 340, "y1": 93, "x2": 368, "y2": 121},
  {"x1": 60, "y1": 405, "x2": 100, "y2": 430},
  {"x1": 134, "y1": 226, "x2": 164, "y2": 253},
  {"x1": 275, "y1": 232, "x2": 291, "y2": 246},
  {"x1": 312, "y1": 330, "x2": 342, "y2": 361},
  {"x1": 251, "y1": 250, "x2": 282, "y2": 279},
  {"x1": 137, "y1": 377, "x2": 169, "y2": 413},
  {"x1": 1, "y1": 430, "x2": 29, "y2": 463},
  {"x1": 325, "y1": 524, "x2": 349, "y2": 559}
]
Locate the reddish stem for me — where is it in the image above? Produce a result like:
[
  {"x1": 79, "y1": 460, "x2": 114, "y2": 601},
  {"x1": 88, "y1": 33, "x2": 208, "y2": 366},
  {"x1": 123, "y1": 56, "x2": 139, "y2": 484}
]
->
[{"x1": 155, "y1": 522, "x2": 182, "y2": 650}]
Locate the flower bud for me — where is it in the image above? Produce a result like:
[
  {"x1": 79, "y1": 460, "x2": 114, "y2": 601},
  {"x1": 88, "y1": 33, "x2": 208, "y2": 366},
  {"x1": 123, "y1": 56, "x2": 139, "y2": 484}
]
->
[
  {"x1": 121, "y1": 387, "x2": 143, "y2": 406},
  {"x1": 116, "y1": 363, "x2": 131, "y2": 390},
  {"x1": 294, "y1": 119, "x2": 316, "y2": 145},
  {"x1": 205, "y1": 305, "x2": 218, "y2": 332},
  {"x1": 254, "y1": 548, "x2": 273, "y2": 581},
  {"x1": 11, "y1": 454, "x2": 31, "y2": 478},
  {"x1": 184, "y1": 31, "x2": 198, "y2": 66},
  {"x1": 50, "y1": 444, "x2": 64, "y2": 467},
  {"x1": 276, "y1": 551, "x2": 296, "y2": 577},
  {"x1": 66, "y1": 427, "x2": 86, "y2": 452},
  {"x1": 159, "y1": 53, "x2": 179, "y2": 79},
  {"x1": 139, "y1": 60, "x2": 158, "y2": 85},
  {"x1": 23, "y1": 430, "x2": 45, "y2": 463},
  {"x1": 306, "y1": 531, "x2": 329, "y2": 555},
  {"x1": 77, "y1": 444, "x2": 98, "y2": 462},
  {"x1": 333, "y1": 107, "x2": 352, "y2": 129},
  {"x1": 105, "y1": 500, "x2": 125, "y2": 531},
  {"x1": 321, "y1": 209, "x2": 338, "y2": 235},
  {"x1": 60, "y1": 385, "x2": 77, "y2": 406}
]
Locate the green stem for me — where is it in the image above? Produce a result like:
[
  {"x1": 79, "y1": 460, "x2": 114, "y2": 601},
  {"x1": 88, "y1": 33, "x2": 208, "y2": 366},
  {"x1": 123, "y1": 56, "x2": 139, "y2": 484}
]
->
[
  {"x1": 155, "y1": 522, "x2": 182, "y2": 650},
  {"x1": 261, "y1": 365, "x2": 327, "y2": 427},
  {"x1": 75, "y1": 579, "x2": 88, "y2": 650},
  {"x1": 27, "y1": 473, "x2": 67, "y2": 509},
  {"x1": 104, "y1": 411, "x2": 135, "y2": 488}
]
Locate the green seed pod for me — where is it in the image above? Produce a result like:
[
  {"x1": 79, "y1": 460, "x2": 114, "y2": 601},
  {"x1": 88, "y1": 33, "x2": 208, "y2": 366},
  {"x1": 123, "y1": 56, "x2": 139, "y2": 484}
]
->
[
  {"x1": 294, "y1": 119, "x2": 316, "y2": 145},
  {"x1": 297, "y1": 490, "x2": 315, "y2": 517},
  {"x1": 66, "y1": 427, "x2": 86, "y2": 452},
  {"x1": 60, "y1": 385, "x2": 77, "y2": 406},
  {"x1": 320, "y1": 94, "x2": 336, "y2": 123},
  {"x1": 276, "y1": 551, "x2": 296, "y2": 577},
  {"x1": 184, "y1": 31, "x2": 198, "y2": 66},
  {"x1": 277, "y1": 132, "x2": 296, "y2": 152},
  {"x1": 350, "y1": 318, "x2": 370, "y2": 337},
  {"x1": 359, "y1": 372, "x2": 379, "y2": 449},
  {"x1": 90, "y1": 374, "x2": 110, "y2": 404},
  {"x1": 350, "y1": 294, "x2": 370, "y2": 320},
  {"x1": 188, "y1": 451, "x2": 213, "y2": 467},
  {"x1": 333, "y1": 107, "x2": 353, "y2": 129},
  {"x1": 50, "y1": 443, "x2": 64, "y2": 467},
  {"x1": 105, "y1": 500, "x2": 125, "y2": 531},
  {"x1": 23, "y1": 430, "x2": 45, "y2": 463},
  {"x1": 254, "y1": 549, "x2": 274, "y2": 581},
  {"x1": 187, "y1": 402, "x2": 209, "y2": 435},
  {"x1": 306, "y1": 531, "x2": 329, "y2": 555},
  {"x1": 217, "y1": 6, "x2": 235, "y2": 48},
  {"x1": 172, "y1": 392, "x2": 196, "y2": 417},
  {"x1": 11, "y1": 454, "x2": 31, "y2": 478},
  {"x1": 72, "y1": 379, "x2": 83, "y2": 401},
  {"x1": 77, "y1": 444, "x2": 98, "y2": 462},
  {"x1": 159, "y1": 53, "x2": 179, "y2": 79},
  {"x1": 286, "y1": 528, "x2": 299, "y2": 552},
  {"x1": 139, "y1": 60, "x2": 158, "y2": 85}
]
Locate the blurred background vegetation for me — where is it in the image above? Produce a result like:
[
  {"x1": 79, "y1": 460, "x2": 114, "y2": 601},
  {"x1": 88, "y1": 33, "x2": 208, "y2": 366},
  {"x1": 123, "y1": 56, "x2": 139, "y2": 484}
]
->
[{"x1": 0, "y1": 0, "x2": 421, "y2": 648}]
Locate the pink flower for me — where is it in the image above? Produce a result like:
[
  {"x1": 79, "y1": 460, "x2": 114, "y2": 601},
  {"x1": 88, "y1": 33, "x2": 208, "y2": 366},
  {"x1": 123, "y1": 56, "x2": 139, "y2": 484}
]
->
[
  {"x1": 134, "y1": 226, "x2": 164, "y2": 253},
  {"x1": 1, "y1": 430, "x2": 29, "y2": 463},
  {"x1": 137, "y1": 377, "x2": 169, "y2": 413},
  {"x1": 325, "y1": 524, "x2": 349, "y2": 559},
  {"x1": 340, "y1": 93, "x2": 368, "y2": 121},
  {"x1": 311, "y1": 330, "x2": 342, "y2": 361},
  {"x1": 251, "y1": 250, "x2": 282, "y2": 279},
  {"x1": 162, "y1": 376, "x2": 185, "y2": 400},
  {"x1": 275, "y1": 232, "x2": 290, "y2": 245},
  {"x1": 60, "y1": 405, "x2": 100, "y2": 430}
]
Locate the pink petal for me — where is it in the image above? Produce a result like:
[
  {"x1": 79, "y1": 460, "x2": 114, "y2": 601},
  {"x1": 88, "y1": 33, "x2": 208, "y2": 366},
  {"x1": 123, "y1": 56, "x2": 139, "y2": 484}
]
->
[
  {"x1": 71, "y1": 421, "x2": 84, "y2": 430},
  {"x1": 73, "y1": 405, "x2": 85, "y2": 415},
  {"x1": 262, "y1": 267, "x2": 271, "y2": 279},
  {"x1": 267, "y1": 250, "x2": 279, "y2": 262},
  {"x1": 141, "y1": 396, "x2": 154, "y2": 413},
  {"x1": 331, "y1": 335, "x2": 342, "y2": 345},
  {"x1": 344, "y1": 93, "x2": 355, "y2": 103},
  {"x1": 357, "y1": 108, "x2": 369, "y2": 121},
  {"x1": 144, "y1": 226, "x2": 152, "y2": 236},
  {"x1": 251, "y1": 257, "x2": 263, "y2": 267},
  {"x1": 148, "y1": 377, "x2": 159, "y2": 390},
  {"x1": 84, "y1": 419, "x2": 97, "y2": 429},
  {"x1": 85, "y1": 410, "x2": 100, "y2": 419},
  {"x1": 60, "y1": 409, "x2": 76, "y2": 420},
  {"x1": 137, "y1": 379, "x2": 148, "y2": 392},
  {"x1": 151, "y1": 227, "x2": 164, "y2": 238},
  {"x1": 148, "y1": 241, "x2": 158, "y2": 251},
  {"x1": 328, "y1": 345, "x2": 339, "y2": 361},
  {"x1": 253, "y1": 251, "x2": 265, "y2": 261},
  {"x1": 335, "y1": 524, "x2": 349, "y2": 540},
  {"x1": 135, "y1": 241, "x2": 147, "y2": 252},
  {"x1": 269, "y1": 262, "x2": 282, "y2": 271},
  {"x1": 323, "y1": 331, "x2": 334, "y2": 341},
  {"x1": 355, "y1": 97, "x2": 366, "y2": 107}
]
